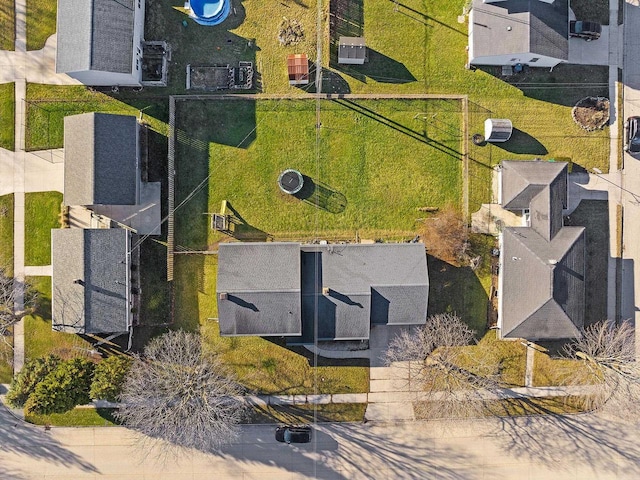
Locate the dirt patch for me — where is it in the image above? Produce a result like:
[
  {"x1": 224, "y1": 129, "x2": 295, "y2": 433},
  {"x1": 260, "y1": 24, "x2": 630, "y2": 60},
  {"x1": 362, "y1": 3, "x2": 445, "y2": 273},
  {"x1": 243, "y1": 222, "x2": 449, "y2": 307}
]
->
[{"x1": 572, "y1": 96, "x2": 610, "y2": 131}]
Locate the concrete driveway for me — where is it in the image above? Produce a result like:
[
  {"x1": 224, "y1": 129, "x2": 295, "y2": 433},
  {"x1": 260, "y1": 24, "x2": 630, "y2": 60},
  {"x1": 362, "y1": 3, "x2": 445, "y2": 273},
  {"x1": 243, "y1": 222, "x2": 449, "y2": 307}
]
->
[{"x1": 568, "y1": 28, "x2": 611, "y2": 65}]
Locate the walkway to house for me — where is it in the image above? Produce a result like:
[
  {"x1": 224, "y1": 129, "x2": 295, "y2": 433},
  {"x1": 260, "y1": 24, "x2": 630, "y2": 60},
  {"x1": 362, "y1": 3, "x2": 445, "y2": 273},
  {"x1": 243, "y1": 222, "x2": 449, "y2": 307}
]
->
[{"x1": 1, "y1": 1, "x2": 78, "y2": 377}]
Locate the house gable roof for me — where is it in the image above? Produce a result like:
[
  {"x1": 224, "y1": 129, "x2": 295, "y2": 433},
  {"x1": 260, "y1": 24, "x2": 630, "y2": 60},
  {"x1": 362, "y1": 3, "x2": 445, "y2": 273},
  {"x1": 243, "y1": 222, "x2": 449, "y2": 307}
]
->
[
  {"x1": 217, "y1": 243, "x2": 302, "y2": 336},
  {"x1": 501, "y1": 160, "x2": 567, "y2": 240},
  {"x1": 56, "y1": 0, "x2": 135, "y2": 74},
  {"x1": 63, "y1": 113, "x2": 138, "y2": 206},
  {"x1": 470, "y1": 0, "x2": 569, "y2": 61},
  {"x1": 217, "y1": 242, "x2": 429, "y2": 342},
  {"x1": 51, "y1": 228, "x2": 130, "y2": 334}
]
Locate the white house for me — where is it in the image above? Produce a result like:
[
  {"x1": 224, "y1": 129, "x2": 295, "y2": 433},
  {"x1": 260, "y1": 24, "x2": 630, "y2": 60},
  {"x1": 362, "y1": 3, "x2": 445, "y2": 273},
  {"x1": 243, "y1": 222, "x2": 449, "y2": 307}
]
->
[
  {"x1": 56, "y1": 0, "x2": 145, "y2": 86},
  {"x1": 468, "y1": 0, "x2": 569, "y2": 69}
]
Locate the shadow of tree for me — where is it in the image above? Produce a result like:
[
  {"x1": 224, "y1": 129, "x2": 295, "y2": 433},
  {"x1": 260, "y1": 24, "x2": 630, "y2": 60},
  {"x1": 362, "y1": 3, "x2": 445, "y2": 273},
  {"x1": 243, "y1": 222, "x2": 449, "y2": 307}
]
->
[
  {"x1": 225, "y1": 201, "x2": 273, "y2": 241},
  {"x1": 0, "y1": 405, "x2": 100, "y2": 476}
]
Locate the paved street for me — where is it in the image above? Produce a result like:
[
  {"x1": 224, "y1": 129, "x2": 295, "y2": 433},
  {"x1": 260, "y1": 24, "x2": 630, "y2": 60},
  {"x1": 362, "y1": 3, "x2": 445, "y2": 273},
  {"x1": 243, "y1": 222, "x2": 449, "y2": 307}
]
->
[{"x1": 0, "y1": 403, "x2": 639, "y2": 479}]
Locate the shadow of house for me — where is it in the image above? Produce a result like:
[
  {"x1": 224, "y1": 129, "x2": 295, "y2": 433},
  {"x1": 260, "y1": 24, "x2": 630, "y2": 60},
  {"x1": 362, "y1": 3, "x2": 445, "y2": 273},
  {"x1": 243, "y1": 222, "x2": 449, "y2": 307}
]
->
[
  {"x1": 495, "y1": 128, "x2": 548, "y2": 156},
  {"x1": 497, "y1": 160, "x2": 585, "y2": 341},
  {"x1": 216, "y1": 242, "x2": 429, "y2": 344}
]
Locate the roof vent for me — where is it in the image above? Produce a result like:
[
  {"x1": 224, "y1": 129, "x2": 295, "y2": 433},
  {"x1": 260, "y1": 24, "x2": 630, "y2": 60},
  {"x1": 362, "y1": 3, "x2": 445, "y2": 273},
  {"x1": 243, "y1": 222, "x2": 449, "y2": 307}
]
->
[
  {"x1": 322, "y1": 287, "x2": 330, "y2": 295},
  {"x1": 219, "y1": 292, "x2": 228, "y2": 300}
]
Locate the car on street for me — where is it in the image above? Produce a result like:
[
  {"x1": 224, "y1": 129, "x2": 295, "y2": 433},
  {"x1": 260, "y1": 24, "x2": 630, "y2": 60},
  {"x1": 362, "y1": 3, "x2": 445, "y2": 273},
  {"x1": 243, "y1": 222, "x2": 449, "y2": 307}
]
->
[
  {"x1": 625, "y1": 116, "x2": 640, "y2": 154},
  {"x1": 275, "y1": 425, "x2": 312, "y2": 444},
  {"x1": 569, "y1": 20, "x2": 602, "y2": 41}
]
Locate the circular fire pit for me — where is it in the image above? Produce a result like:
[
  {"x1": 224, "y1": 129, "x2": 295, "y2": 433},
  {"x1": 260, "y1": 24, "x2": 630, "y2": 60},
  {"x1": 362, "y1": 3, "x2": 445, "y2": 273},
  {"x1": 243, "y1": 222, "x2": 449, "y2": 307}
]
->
[
  {"x1": 278, "y1": 169, "x2": 304, "y2": 194},
  {"x1": 572, "y1": 96, "x2": 610, "y2": 131}
]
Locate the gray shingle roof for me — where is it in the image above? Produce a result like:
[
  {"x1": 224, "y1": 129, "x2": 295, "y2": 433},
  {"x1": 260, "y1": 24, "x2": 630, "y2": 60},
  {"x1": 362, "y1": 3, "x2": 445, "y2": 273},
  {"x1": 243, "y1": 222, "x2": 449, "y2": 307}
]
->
[
  {"x1": 217, "y1": 243, "x2": 302, "y2": 336},
  {"x1": 52, "y1": 228, "x2": 130, "y2": 334},
  {"x1": 64, "y1": 113, "x2": 138, "y2": 206},
  {"x1": 56, "y1": 0, "x2": 135, "y2": 74},
  {"x1": 217, "y1": 242, "x2": 429, "y2": 342},
  {"x1": 500, "y1": 226, "x2": 585, "y2": 339},
  {"x1": 501, "y1": 160, "x2": 567, "y2": 240},
  {"x1": 471, "y1": 0, "x2": 569, "y2": 61}
]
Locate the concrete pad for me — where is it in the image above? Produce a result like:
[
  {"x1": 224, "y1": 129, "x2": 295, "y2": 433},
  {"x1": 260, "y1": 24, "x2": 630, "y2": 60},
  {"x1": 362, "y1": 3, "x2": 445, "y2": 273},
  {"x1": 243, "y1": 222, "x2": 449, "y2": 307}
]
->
[
  {"x1": 369, "y1": 367, "x2": 394, "y2": 380},
  {"x1": 568, "y1": 28, "x2": 610, "y2": 66},
  {"x1": 268, "y1": 395, "x2": 296, "y2": 405},
  {"x1": 292, "y1": 395, "x2": 307, "y2": 404},
  {"x1": 367, "y1": 391, "x2": 413, "y2": 403},
  {"x1": 369, "y1": 378, "x2": 411, "y2": 393},
  {"x1": 305, "y1": 394, "x2": 332, "y2": 405},
  {"x1": 24, "y1": 265, "x2": 52, "y2": 275},
  {"x1": 364, "y1": 402, "x2": 414, "y2": 422}
]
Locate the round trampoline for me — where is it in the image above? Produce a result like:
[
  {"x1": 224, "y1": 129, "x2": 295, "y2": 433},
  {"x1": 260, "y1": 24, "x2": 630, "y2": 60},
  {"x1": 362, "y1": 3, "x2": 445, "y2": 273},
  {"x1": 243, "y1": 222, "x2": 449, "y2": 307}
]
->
[
  {"x1": 278, "y1": 169, "x2": 304, "y2": 195},
  {"x1": 189, "y1": 0, "x2": 231, "y2": 26}
]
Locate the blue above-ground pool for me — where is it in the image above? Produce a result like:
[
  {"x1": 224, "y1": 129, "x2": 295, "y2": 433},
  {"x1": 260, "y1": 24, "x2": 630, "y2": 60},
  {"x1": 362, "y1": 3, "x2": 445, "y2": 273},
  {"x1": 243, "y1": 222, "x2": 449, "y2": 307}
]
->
[{"x1": 189, "y1": 0, "x2": 231, "y2": 26}]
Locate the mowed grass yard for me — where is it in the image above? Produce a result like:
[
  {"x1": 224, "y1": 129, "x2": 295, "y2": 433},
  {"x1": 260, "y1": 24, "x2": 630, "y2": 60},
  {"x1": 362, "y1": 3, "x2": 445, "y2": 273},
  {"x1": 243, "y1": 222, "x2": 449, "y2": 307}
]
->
[
  {"x1": 0, "y1": 0, "x2": 15, "y2": 50},
  {"x1": 174, "y1": 98, "x2": 463, "y2": 249},
  {"x1": 0, "y1": 83, "x2": 15, "y2": 150},
  {"x1": 24, "y1": 191, "x2": 62, "y2": 266},
  {"x1": 26, "y1": 0, "x2": 56, "y2": 50}
]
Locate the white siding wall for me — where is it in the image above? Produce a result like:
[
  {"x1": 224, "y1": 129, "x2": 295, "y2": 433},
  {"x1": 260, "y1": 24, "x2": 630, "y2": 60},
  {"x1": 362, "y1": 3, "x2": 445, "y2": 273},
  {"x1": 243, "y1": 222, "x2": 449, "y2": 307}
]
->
[
  {"x1": 469, "y1": 53, "x2": 565, "y2": 68},
  {"x1": 67, "y1": 70, "x2": 140, "y2": 86}
]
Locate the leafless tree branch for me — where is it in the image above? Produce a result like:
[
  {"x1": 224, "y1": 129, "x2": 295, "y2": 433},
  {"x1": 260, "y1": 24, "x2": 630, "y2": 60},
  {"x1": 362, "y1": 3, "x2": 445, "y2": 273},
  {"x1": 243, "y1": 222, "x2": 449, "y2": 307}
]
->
[
  {"x1": 562, "y1": 320, "x2": 640, "y2": 416},
  {"x1": 115, "y1": 330, "x2": 247, "y2": 454},
  {"x1": 385, "y1": 313, "x2": 502, "y2": 419},
  {"x1": 0, "y1": 268, "x2": 37, "y2": 347}
]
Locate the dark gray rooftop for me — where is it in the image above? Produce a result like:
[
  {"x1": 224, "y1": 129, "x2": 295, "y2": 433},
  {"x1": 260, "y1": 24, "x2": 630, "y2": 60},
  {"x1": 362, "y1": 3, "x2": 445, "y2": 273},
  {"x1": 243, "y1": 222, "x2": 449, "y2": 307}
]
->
[
  {"x1": 56, "y1": 0, "x2": 135, "y2": 74},
  {"x1": 338, "y1": 36, "x2": 366, "y2": 60},
  {"x1": 471, "y1": 0, "x2": 569, "y2": 61},
  {"x1": 501, "y1": 160, "x2": 567, "y2": 240},
  {"x1": 64, "y1": 113, "x2": 138, "y2": 206},
  {"x1": 216, "y1": 242, "x2": 429, "y2": 342},
  {"x1": 500, "y1": 226, "x2": 585, "y2": 339},
  {"x1": 51, "y1": 228, "x2": 130, "y2": 334},
  {"x1": 217, "y1": 243, "x2": 302, "y2": 336}
]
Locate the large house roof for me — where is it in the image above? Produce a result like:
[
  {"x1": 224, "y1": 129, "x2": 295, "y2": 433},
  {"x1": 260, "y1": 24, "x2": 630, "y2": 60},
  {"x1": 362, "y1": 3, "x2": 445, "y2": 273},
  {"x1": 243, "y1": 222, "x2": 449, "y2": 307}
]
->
[
  {"x1": 500, "y1": 226, "x2": 584, "y2": 339},
  {"x1": 471, "y1": 0, "x2": 569, "y2": 61},
  {"x1": 501, "y1": 160, "x2": 567, "y2": 240},
  {"x1": 63, "y1": 113, "x2": 138, "y2": 206},
  {"x1": 56, "y1": 0, "x2": 135, "y2": 74},
  {"x1": 499, "y1": 159, "x2": 584, "y2": 340},
  {"x1": 217, "y1": 242, "x2": 429, "y2": 342},
  {"x1": 51, "y1": 228, "x2": 130, "y2": 334}
]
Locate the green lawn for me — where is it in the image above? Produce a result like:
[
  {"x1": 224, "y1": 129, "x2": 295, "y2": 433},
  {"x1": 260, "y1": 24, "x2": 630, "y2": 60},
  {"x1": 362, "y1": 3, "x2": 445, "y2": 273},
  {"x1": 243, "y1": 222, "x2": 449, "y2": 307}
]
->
[
  {"x1": 26, "y1": 0, "x2": 56, "y2": 50},
  {"x1": 0, "y1": 194, "x2": 14, "y2": 273},
  {"x1": 175, "y1": 98, "x2": 463, "y2": 249},
  {"x1": 24, "y1": 191, "x2": 62, "y2": 266},
  {"x1": 0, "y1": 0, "x2": 15, "y2": 50},
  {"x1": 26, "y1": 408, "x2": 118, "y2": 426},
  {"x1": 24, "y1": 276, "x2": 93, "y2": 361},
  {"x1": 0, "y1": 83, "x2": 15, "y2": 150},
  {"x1": 25, "y1": 84, "x2": 168, "y2": 151}
]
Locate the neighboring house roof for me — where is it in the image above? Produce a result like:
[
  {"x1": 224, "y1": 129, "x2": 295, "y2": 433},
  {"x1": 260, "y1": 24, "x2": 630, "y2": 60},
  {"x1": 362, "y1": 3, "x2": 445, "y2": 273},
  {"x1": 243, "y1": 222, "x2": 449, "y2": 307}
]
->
[
  {"x1": 338, "y1": 36, "x2": 366, "y2": 61},
  {"x1": 499, "y1": 160, "x2": 585, "y2": 340},
  {"x1": 216, "y1": 242, "x2": 429, "y2": 342},
  {"x1": 500, "y1": 226, "x2": 584, "y2": 339},
  {"x1": 501, "y1": 160, "x2": 567, "y2": 241},
  {"x1": 64, "y1": 113, "x2": 138, "y2": 206},
  {"x1": 51, "y1": 228, "x2": 130, "y2": 334},
  {"x1": 470, "y1": 0, "x2": 569, "y2": 61},
  {"x1": 56, "y1": 0, "x2": 135, "y2": 74},
  {"x1": 217, "y1": 243, "x2": 302, "y2": 336}
]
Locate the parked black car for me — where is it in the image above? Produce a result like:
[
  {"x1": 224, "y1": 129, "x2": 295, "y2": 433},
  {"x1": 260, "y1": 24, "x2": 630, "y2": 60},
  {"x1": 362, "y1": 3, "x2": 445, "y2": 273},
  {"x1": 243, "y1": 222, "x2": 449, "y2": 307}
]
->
[
  {"x1": 624, "y1": 116, "x2": 640, "y2": 154},
  {"x1": 275, "y1": 425, "x2": 312, "y2": 444},
  {"x1": 569, "y1": 20, "x2": 602, "y2": 41}
]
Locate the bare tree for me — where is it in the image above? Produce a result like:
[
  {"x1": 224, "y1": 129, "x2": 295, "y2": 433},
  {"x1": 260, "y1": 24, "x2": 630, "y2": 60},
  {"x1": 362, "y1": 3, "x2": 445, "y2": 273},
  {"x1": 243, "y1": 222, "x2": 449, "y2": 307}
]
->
[
  {"x1": 562, "y1": 320, "x2": 640, "y2": 416},
  {"x1": 116, "y1": 330, "x2": 247, "y2": 452},
  {"x1": 0, "y1": 268, "x2": 37, "y2": 347},
  {"x1": 419, "y1": 206, "x2": 470, "y2": 265},
  {"x1": 385, "y1": 313, "x2": 501, "y2": 419}
]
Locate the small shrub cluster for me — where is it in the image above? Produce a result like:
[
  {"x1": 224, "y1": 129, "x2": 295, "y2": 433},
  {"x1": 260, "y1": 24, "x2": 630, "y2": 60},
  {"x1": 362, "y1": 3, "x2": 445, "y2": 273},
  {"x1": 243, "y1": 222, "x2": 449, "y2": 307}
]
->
[{"x1": 7, "y1": 355, "x2": 131, "y2": 415}]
